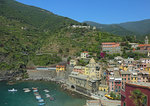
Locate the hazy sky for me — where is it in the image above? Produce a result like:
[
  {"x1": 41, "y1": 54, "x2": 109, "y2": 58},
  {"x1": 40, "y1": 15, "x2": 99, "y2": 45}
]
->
[{"x1": 16, "y1": 0, "x2": 150, "y2": 24}]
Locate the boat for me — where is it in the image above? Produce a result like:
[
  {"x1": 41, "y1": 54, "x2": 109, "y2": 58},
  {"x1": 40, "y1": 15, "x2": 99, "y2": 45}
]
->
[
  {"x1": 24, "y1": 89, "x2": 31, "y2": 92},
  {"x1": 43, "y1": 89, "x2": 49, "y2": 93},
  {"x1": 33, "y1": 89, "x2": 38, "y2": 92},
  {"x1": 8, "y1": 88, "x2": 17, "y2": 92},
  {"x1": 38, "y1": 99, "x2": 44, "y2": 103},
  {"x1": 23, "y1": 88, "x2": 30, "y2": 90},
  {"x1": 45, "y1": 94, "x2": 50, "y2": 98},
  {"x1": 34, "y1": 92, "x2": 39, "y2": 96},
  {"x1": 36, "y1": 95, "x2": 42, "y2": 100},
  {"x1": 38, "y1": 102, "x2": 45, "y2": 106},
  {"x1": 32, "y1": 87, "x2": 38, "y2": 90}
]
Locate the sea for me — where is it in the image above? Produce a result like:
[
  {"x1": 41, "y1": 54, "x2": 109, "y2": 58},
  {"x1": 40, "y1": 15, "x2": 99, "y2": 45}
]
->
[{"x1": 0, "y1": 81, "x2": 86, "y2": 106}]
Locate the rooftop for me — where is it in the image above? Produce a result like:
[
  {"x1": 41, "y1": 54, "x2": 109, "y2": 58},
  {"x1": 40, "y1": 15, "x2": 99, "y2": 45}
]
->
[
  {"x1": 56, "y1": 65, "x2": 65, "y2": 67},
  {"x1": 120, "y1": 71, "x2": 131, "y2": 75},
  {"x1": 128, "y1": 82, "x2": 150, "y2": 88},
  {"x1": 102, "y1": 42, "x2": 120, "y2": 48},
  {"x1": 69, "y1": 74, "x2": 99, "y2": 82},
  {"x1": 138, "y1": 44, "x2": 150, "y2": 47},
  {"x1": 82, "y1": 51, "x2": 88, "y2": 53}
]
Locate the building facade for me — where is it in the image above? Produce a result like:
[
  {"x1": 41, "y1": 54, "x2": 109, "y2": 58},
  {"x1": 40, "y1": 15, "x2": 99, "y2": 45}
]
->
[
  {"x1": 121, "y1": 82, "x2": 150, "y2": 106},
  {"x1": 81, "y1": 51, "x2": 88, "y2": 58},
  {"x1": 101, "y1": 42, "x2": 121, "y2": 54}
]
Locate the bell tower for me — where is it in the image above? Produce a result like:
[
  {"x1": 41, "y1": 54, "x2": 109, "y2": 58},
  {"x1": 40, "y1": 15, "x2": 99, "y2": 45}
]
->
[{"x1": 145, "y1": 36, "x2": 149, "y2": 44}]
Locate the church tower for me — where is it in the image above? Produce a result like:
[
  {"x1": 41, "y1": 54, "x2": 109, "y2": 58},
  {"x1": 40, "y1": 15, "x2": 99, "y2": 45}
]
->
[{"x1": 145, "y1": 36, "x2": 149, "y2": 44}]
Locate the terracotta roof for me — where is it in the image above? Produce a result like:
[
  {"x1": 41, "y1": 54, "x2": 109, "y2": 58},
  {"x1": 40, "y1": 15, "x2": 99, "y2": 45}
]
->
[
  {"x1": 102, "y1": 42, "x2": 117, "y2": 45},
  {"x1": 102, "y1": 42, "x2": 120, "y2": 47},
  {"x1": 82, "y1": 51, "x2": 88, "y2": 53},
  {"x1": 56, "y1": 65, "x2": 65, "y2": 68},
  {"x1": 138, "y1": 44, "x2": 150, "y2": 47}
]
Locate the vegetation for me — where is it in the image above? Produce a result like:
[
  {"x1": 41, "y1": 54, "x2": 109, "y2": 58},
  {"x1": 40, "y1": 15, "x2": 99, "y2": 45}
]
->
[
  {"x1": 77, "y1": 59, "x2": 88, "y2": 66},
  {"x1": 0, "y1": 0, "x2": 124, "y2": 78},
  {"x1": 130, "y1": 89, "x2": 147, "y2": 106},
  {"x1": 85, "y1": 19, "x2": 150, "y2": 36},
  {"x1": 109, "y1": 92, "x2": 121, "y2": 100},
  {"x1": 85, "y1": 21, "x2": 136, "y2": 36}
]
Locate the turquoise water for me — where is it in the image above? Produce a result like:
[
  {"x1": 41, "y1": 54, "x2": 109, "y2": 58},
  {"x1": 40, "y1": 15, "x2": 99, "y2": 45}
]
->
[{"x1": 0, "y1": 81, "x2": 86, "y2": 106}]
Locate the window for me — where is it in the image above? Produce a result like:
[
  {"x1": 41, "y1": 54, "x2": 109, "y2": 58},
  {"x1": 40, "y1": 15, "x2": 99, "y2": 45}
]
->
[
  {"x1": 128, "y1": 78, "x2": 130, "y2": 80},
  {"x1": 125, "y1": 78, "x2": 126, "y2": 80},
  {"x1": 123, "y1": 102, "x2": 126, "y2": 106}
]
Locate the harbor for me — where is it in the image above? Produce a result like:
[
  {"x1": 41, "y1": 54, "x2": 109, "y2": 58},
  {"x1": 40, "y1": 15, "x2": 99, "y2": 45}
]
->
[{"x1": 0, "y1": 81, "x2": 86, "y2": 106}]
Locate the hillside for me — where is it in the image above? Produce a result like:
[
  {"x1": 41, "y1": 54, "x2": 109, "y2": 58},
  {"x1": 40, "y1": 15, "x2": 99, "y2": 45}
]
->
[
  {"x1": 119, "y1": 19, "x2": 150, "y2": 35},
  {"x1": 0, "y1": 0, "x2": 123, "y2": 79},
  {"x1": 85, "y1": 19, "x2": 150, "y2": 36},
  {"x1": 85, "y1": 21, "x2": 136, "y2": 36},
  {"x1": 0, "y1": 0, "x2": 79, "y2": 31}
]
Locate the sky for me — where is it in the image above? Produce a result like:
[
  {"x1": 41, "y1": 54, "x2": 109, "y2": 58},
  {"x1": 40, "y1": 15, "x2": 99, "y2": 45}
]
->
[{"x1": 16, "y1": 0, "x2": 150, "y2": 24}]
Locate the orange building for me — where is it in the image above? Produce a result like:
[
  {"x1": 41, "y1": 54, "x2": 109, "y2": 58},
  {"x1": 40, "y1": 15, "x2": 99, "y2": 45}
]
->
[
  {"x1": 56, "y1": 65, "x2": 65, "y2": 73},
  {"x1": 138, "y1": 44, "x2": 150, "y2": 50}
]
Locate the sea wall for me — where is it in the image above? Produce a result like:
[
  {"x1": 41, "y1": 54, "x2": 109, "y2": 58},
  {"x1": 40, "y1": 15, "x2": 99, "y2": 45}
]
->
[{"x1": 27, "y1": 70, "x2": 57, "y2": 81}]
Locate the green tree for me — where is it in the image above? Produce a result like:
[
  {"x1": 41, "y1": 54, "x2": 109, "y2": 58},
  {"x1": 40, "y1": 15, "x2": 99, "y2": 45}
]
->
[{"x1": 130, "y1": 89, "x2": 147, "y2": 106}]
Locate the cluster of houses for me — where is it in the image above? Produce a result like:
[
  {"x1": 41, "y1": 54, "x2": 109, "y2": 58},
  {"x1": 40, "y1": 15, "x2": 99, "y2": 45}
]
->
[
  {"x1": 101, "y1": 36, "x2": 150, "y2": 55},
  {"x1": 106, "y1": 57, "x2": 150, "y2": 94},
  {"x1": 68, "y1": 25, "x2": 96, "y2": 30},
  {"x1": 43, "y1": 36, "x2": 150, "y2": 105},
  {"x1": 66, "y1": 49, "x2": 150, "y2": 104}
]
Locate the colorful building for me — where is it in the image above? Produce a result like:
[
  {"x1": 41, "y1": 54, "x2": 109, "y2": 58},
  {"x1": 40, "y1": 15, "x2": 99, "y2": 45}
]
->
[
  {"x1": 56, "y1": 65, "x2": 65, "y2": 72},
  {"x1": 138, "y1": 44, "x2": 150, "y2": 50},
  {"x1": 70, "y1": 59, "x2": 77, "y2": 66},
  {"x1": 101, "y1": 42, "x2": 121, "y2": 54},
  {"x1": 69, "y1": 71, "x2": 100, "y2": 95},
  {"x1": 73, "y1": 66, "x2": 84, "y2": 74},
  {"x1": 138, "y1": 71, "x2": 149, "y2": 82},
  {"x1": 121, "y1": 82, "x2": 150, "y2": 106},
  {"x1": 81, "y1": 51, "x2": 88, "y2": 58},
  {"x1": 131, "y1": 72, "x2": 138, "y2": 83},
  {"x1": 109, "y1": 77, "x2": 122, "y2": 93},
  {"x1": 99, "y1": 85, "x2": 108, "y2": 92},
  {"x1": 120, "y1": 71, "x2": 131, "y2": 89}
]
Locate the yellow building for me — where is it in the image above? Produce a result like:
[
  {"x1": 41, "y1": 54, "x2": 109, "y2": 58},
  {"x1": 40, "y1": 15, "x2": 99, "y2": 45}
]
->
[
  {"x1": 99, "y1": 85, "x2": 108, "y2": 92},
  {"x1": 145, "y1": 64, "x2": 150, "y2": 72},
  {"x1": 120, "y1": 64, "x2": 128, "y2": 71},
  {"x1": 131, "y1": 76, "x2": 137, "y2": 83},
  {"x1": 70, "y1": 59, "x2": 77, "y2": 66},
  {"x1": 56, "y1": 65, "x2": 65, "y2": 73},
  {"x1": 84, "y1": 67, "x2": 90, "y2": 76}
]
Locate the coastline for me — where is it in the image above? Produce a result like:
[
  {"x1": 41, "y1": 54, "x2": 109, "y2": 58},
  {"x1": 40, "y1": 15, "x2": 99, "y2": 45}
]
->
[{"x1": 1, "y1": 75, "x2": 94, "y2": 100}]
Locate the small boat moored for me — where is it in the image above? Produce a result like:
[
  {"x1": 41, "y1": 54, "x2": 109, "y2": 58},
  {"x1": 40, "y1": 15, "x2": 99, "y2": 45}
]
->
[
  {"x1": 38, "y1": 99, "x2": 44, "y2": 103},
  {"x1": 45, "y1": 94, "x2": 50, "y2": 98},
  {"x1": 8, "y1": 88, "x2": 17, "y2": 92},
  {"x1": 43, "y1": 89, "x2": 49, "y2": 93},
  {"x1": 38, "y1": 102, "x2": 45, "y2": 106}
]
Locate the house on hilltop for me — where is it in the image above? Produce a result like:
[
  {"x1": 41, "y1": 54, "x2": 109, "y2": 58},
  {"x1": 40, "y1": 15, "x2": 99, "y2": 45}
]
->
[{"x1": 101, "y1": 42, "x2": 121, "y2": 54}]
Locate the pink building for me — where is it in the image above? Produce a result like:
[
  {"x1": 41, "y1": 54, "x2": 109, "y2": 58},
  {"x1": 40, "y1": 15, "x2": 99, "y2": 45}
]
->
[
  {"x1": 120, "y1": 71, "x2": 131, "y2": 89},
  {"x1": 109, "y1": 77, "x2": 122, "y2": 93},
  {"x1": 121, "y1": 82, "x2": 150, "y2": 106},
  {"x1": 73, "y1": 66, "x2": 84, "y2": 74},
  {"x1": 140, "y1": 58, "x2": 150, "y2": 64}
]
